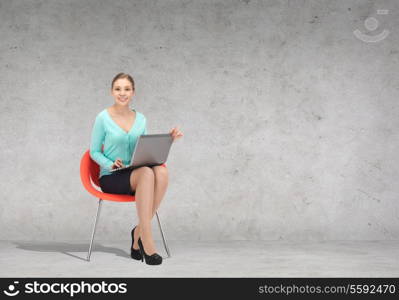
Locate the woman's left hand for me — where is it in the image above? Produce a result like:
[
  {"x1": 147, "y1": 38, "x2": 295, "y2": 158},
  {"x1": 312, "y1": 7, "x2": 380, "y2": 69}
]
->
[{"x1": 170, "y1": 127, "x2": 183, "y2": 142}]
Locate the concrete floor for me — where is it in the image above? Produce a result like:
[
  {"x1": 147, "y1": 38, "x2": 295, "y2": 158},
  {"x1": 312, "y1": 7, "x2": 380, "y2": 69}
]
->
[{"x1": 1, "y1": 240, "x2": 398, "y2": 277}]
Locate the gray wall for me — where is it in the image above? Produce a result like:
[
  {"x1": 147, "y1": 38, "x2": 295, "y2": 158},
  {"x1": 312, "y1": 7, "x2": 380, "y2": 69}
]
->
[{"x1": 1, "y1": 0, "x2": 398, "y2": 241}]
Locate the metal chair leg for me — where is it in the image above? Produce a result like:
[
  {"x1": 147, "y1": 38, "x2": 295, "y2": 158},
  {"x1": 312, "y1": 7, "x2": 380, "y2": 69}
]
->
[
  {"x1": 87, "y1": 199, "x2": 103, "y2": 261},
  {"x1": 155, "y1": 211, "x2": 171, "y2": 258}
]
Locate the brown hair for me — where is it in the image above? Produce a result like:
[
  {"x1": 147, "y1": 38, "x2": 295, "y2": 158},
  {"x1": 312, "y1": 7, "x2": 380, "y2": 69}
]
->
[{"x1": 111, "y1": 73, "x2": 135, "y2": 90}]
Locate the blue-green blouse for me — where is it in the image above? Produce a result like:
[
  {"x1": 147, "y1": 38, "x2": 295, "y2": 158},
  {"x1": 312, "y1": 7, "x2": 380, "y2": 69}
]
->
[{"x1": 90, "y1": 108, "x2": 147, "y2": 179}]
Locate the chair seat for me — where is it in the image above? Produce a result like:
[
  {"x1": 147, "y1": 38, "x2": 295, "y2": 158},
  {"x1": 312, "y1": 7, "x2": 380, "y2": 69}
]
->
[{"x1": 91, "y1": 189, "x2": 135, "y2": 202}]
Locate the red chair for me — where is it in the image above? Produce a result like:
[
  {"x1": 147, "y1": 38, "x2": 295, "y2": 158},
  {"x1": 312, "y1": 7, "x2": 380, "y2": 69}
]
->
[{"x1": 80, "y1": 149, "x2": 171, "y2": 261}]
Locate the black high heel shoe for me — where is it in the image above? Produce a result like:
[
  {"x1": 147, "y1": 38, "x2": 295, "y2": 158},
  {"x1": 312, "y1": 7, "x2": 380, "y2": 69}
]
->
[
  {"x1": 130, "y1": 226, "x2": 142, "y2": 260},
  {"x1": 137, "y1": 237, "x2": 163, "y2": 265}
]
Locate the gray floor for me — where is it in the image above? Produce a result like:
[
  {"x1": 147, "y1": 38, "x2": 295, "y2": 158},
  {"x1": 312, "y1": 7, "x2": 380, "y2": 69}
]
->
[{"x1": 1, "y1": 240, "x2": 398, "y2": 277}]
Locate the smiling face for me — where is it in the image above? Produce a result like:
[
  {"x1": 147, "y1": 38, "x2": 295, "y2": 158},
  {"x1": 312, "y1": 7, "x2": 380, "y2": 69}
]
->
[{"x1": 111, "y1": 78, "x2": 135, "y2": 107}]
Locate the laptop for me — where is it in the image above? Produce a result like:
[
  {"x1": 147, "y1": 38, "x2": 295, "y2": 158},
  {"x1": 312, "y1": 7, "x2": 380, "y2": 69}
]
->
[{"x1": 110, "y1": 133, "x2": 173, "y2": 173}]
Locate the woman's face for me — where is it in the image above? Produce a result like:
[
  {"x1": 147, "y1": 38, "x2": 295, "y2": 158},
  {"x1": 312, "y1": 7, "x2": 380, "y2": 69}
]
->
[{"x1": 111, "y1": 78, "x2": 134, "y2": 107}]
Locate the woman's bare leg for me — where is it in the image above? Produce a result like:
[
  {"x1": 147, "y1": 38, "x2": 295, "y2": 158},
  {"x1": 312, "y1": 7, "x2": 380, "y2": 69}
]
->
[
  {"x1": 130, "y1": 167, "x2": 157, "y2": 255},
  {"x1": 151, "y1": 166, "x2": 169, "y2": 215},
  {"x1": 133, "y1": 166, "x2": 168, "y2": 248}
]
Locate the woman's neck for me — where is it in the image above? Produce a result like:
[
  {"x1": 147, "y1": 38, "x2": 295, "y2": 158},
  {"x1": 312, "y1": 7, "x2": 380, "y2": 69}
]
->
[{"x1": 111, "y1": 104, "x2": 131, "y2": 116}]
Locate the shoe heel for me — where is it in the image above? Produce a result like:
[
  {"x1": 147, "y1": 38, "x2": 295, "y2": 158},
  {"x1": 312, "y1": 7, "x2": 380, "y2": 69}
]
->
[
  {"x1": 138, "y1": 237, "x2": 162, "y2": 265},
  {"x1": 138, "y1": 241, "x2": 144, "y2": 262},
  {"x1": 130, "y1": 226, "x2": 143, "y2": 261}
]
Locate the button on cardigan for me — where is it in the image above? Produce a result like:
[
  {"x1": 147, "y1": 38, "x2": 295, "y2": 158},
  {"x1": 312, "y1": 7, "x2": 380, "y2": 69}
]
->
[{"x1": 89, "y1": 108, "x2": 147, "y2": 179}]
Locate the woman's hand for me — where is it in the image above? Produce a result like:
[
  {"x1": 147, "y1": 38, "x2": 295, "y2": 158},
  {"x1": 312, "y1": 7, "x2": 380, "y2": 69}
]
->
[
  {"x1": 170, "y1": 127, "x2": 183, "y2": 142},
  {"x1": 111, "y1": 158, "x2": 124, "y2": 170}
]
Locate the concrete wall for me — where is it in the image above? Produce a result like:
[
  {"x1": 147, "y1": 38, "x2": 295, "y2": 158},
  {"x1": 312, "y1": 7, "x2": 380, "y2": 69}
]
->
[{"x1": 1, "y1": 0, "x2": 398, "y2": 241}]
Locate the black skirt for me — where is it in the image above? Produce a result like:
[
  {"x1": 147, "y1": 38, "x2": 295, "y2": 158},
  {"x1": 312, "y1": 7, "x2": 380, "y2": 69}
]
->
[{"x1": 99, "y1": 168, "x2": 136, "y2": 196}]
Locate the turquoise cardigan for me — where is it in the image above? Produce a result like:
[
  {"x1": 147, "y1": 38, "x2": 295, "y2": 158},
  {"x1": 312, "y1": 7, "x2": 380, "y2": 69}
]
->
[{"x1": 90, "y1": 108, "x2": 147, "y2": 178}]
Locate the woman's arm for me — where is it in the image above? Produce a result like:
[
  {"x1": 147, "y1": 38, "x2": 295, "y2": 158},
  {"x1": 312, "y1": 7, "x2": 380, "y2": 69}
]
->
[
  {"x1": 143, "y1": 117, "x2": 148, "y2": 135},
  {"x1": 89, "y1": 114, "x2": 114, "y2": 170}
]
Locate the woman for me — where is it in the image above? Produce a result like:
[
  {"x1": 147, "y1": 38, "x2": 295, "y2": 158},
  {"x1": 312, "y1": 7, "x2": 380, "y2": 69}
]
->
[{"x1": 90, "y1": 73, "x2": 183, "y2": 265}]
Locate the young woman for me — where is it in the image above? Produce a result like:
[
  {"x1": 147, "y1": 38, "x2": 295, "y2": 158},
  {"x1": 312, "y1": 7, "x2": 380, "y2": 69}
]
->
[{"x1": 90, "y1": 73, "x2": 183, "y2": 265}]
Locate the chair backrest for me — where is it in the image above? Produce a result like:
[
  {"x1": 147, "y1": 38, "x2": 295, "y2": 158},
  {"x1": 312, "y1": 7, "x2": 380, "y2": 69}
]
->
[
  {"x1": 88, "y1": 152, "x2": 101, "y2": 187},
  {"x1": 89, "y1": 144, "x2": 105, "y2": 187},
  {"x1": 80, "y1": 150, "x2": 100, "y2": 188}
]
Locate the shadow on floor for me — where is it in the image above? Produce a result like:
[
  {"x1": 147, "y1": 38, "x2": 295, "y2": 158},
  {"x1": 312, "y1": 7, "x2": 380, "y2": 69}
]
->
[{"x1": 13, "y1": 241, "x2": 130, "y2": 261}]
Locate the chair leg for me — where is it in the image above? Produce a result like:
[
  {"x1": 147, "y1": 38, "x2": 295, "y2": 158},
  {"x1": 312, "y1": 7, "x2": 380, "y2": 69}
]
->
[
  {"x1": 155, "y1": 211, "x2": 171, "y2": 258},
  {"x1": 87, "y1": 199, "x2": 103, "y2": 262}
]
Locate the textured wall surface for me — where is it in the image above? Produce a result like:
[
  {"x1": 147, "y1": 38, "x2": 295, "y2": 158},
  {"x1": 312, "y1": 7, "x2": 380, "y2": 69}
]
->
[{"x1": 0, "y1": 0, "x2": 398, "y2": 241}]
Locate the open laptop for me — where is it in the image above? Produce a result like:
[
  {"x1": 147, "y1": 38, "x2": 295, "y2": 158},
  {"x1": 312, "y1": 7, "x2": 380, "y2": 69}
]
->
[{"x1": 110, "y1": 133, "x2": 173, "y2": 173}]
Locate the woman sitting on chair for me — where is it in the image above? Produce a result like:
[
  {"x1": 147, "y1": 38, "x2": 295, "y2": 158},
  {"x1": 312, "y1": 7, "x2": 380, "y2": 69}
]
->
[{"x1": 89, "y1": 73, "x2": 183, "y2": 265}]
